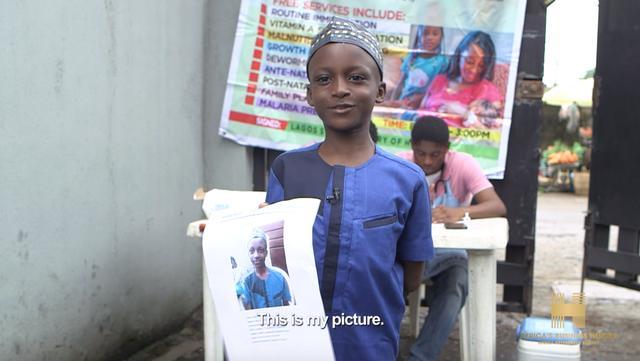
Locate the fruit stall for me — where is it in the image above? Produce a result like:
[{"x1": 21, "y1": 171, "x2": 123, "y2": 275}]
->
[{"x1": 539, "y1": 138, "x2": 589, "y2": 193}]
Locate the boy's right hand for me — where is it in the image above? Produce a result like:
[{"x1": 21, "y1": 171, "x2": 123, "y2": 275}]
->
[
  {"x1": 432, "y1": 205, "x2": 464, "y2": 224},
  {"x1": 259, "y1": 202, "x2": 269, "y2": 209}
]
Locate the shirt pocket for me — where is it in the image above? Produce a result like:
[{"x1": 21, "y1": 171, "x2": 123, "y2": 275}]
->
[
  {"x1": 355, "y1": 212, "x2": 401, "y2": 268},
  {"x1": 363, "y1": 213, "x2": 398, "y2": 229}
]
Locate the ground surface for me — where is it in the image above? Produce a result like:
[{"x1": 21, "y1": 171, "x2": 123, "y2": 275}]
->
[{"x1": 123, "y1": 192, "x2": 640, "y2": 361}]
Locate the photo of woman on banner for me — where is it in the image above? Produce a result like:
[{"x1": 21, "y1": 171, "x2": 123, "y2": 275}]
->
[
  {"x1": 418, "y1": 30, "x2": 504, "y2": 129},
  {"x1": 384, "y1": 25, "x2": 449, "y2": 110}
]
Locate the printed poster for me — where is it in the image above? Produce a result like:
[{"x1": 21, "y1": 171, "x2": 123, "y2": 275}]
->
[
  {"x1": 219, "y1": 0, "x2": 527, "y2": 178},
  {"x1": 202, "y1": 197, "x2": 335, "y2": 360}
]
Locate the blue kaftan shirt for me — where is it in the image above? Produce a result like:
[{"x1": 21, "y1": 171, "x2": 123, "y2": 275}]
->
[
  {"x1": 239, "y1": 268, "x2": 292, "y2": 309},
  {"x1": 266, "y1": 143, "x2": 433, "y2": 361}
]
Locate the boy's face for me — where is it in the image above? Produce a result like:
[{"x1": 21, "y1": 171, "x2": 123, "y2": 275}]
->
[
  {"x1": 306, "y1": 43, "x2": 386, "y2": 134},
  {"x1": 248, "y1": 237, "x2": 267, "y2": 269},
  {"x1": 411, "y1": 140, "x2": 449, "y2": 176}
]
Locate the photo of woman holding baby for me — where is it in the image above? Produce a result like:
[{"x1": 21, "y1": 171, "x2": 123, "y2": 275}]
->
[{"x1": 418, "y1": 30, "x2": 504, "y2": 128}]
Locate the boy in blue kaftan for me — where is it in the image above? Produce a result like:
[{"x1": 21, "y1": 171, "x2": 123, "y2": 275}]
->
[
  {"x1": 239, "y1": 229, "x2": 292, "y2": 310},
  {"x1": 240, "y1": 269, "x2": 291, "y2": 309},
  {"x1": 265, "y1": 18, "x2": 433, "y2": 361}
]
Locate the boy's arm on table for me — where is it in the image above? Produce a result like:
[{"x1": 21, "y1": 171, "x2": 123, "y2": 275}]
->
[{"x1": 431, "y1": 187, "x2": 507, "y2": 223}]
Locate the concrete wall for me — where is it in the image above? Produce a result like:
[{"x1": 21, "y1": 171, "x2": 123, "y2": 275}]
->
[
  {"x1": 204, "y1": 0, "x2": 254, "y2": 190},
  {"x1": 0, "y1": 1, "x2": 246, "y2": 360}
]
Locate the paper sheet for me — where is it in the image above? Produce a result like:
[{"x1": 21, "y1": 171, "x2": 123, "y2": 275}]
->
[
  {"x1": 202, "y1": 197, "x2": 334, "y2": 361},
  {"x1": 201, "y1": 188, "x2": 266, "y2": 220}
]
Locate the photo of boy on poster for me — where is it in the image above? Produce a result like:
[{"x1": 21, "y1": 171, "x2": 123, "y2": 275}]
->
[
  {"x1": 381, "y1": 26, "x2": 512, "y2": 130},
  {"x1": 232, "y1": 224, "x2": 295, "y2": 311}
]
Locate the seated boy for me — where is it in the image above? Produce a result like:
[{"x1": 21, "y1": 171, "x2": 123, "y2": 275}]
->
[
  {"x1": 265, "y1": 18, "x2": 434, "y2": 361},
  {"x1": 399, "y1": 116, "x2": 506, "y2": 361}
]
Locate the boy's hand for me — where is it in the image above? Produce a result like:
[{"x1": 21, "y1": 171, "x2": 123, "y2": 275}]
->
[
  {"x1": 402, "y1": 261, "x2": 425, "y2": 294},
  {"x1": 431, "y1": 205, "x2": 464, "y2": 224},
  {"x1": 259, "y1": 202, "x2": 269, "y2": 209}
]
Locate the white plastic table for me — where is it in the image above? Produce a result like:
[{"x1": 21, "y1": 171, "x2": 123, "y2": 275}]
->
[{"x1": 408, "y1": 217, "x2": 509, "y2": 361}]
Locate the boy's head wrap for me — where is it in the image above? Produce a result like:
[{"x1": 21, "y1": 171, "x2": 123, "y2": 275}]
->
[
  {"x1": 248, "y1": 228, "x2": 268, "y2": 247},
  {"x1": 307, "y1": 17, "x2": 384, "y2": 79}
]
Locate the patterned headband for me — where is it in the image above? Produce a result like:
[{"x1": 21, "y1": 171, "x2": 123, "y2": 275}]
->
[{"x1": 307, "y1": 17, "x2": 384, "y2": 79}]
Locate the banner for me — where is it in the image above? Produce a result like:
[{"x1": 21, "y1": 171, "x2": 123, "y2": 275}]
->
[{"x1": 219, "y1": 0, "x2": 527, "y2": 178}]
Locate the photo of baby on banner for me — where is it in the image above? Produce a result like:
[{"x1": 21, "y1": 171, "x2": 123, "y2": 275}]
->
[{"x1": 381, "y1": 25, "x2": 513, "y2": 130}]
